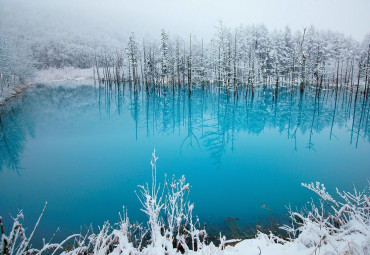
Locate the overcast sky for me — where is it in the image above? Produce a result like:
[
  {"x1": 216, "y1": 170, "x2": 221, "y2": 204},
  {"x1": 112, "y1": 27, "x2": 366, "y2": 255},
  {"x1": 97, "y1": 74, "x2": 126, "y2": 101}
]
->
[
  {"x1": 114, "y1": 0, "x2": 370, "y2": 40},
  {"x1": 2, "y1": 0, "x2": 369, "y2": 41}
]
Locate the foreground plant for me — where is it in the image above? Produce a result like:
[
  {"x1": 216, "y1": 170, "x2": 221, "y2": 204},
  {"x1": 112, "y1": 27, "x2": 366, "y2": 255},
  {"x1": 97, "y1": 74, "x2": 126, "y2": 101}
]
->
[
  {"x1": 0, "y1": 150, "x2": 218, "y2": 255},
  {"x1": 1, "y1": 152, "x2": 369, "y2": 254},
  {"x1": 280, "y1": 181, "x2": 370, "y2": 254}
]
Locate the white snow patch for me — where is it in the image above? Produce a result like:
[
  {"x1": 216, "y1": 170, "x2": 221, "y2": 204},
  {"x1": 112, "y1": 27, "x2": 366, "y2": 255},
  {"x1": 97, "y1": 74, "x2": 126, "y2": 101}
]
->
[{"x1": 33, "y1": 67, "x2": 94, "y2": 83}]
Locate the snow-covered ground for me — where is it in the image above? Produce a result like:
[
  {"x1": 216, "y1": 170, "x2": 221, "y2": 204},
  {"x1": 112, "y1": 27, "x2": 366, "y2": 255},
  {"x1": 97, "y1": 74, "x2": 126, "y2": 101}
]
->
[
  {"x1": 33, "y1": 67, "x2": 94, "y2": 83},
  {"x1": 0, "y1": 68, "x2": 94, "y2": 105},
  {"x1": 223, "y1": 230, "x2": 369, "y2": 255}
]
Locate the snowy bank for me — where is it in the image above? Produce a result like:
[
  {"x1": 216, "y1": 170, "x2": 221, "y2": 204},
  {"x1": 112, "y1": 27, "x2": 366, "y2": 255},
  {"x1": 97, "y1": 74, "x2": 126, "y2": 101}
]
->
[
  {"x1": 1, "y1": 151, "x2": 369, "y2": 255},
  {"x1": 0, "y1": 67, "x2": 94, "y2": 106},
  {"x1": 33, "y1": 67, "x2": 94, "y2": 83},
  {"x1": 0, "y1": 83, "x2": 29, "y2": 106},
  {"x1": 0, "y1": 67, "x2": 94, "y2": 105}
]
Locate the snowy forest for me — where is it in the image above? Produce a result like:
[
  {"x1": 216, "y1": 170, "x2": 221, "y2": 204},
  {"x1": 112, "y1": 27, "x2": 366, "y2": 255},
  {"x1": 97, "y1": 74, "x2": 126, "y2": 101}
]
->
[
  {"x1": 1, "y1": 0, "x2": 370, "y2": 254},
  {"x1": 1, "y1": 21, "x2": 370, "y2": 99},
  {"x1": 94, "y1": 24, "x2": 370, "y2": 97}
]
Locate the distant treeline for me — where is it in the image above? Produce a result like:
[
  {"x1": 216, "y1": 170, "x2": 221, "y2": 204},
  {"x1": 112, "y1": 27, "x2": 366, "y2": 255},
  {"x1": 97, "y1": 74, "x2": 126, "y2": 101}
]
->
[
  {"x1": 92, "y1": 24, "x2": 370, "y2": 97},
  {"x1": 1, "y1": 23, "x2": 370, "y2": 96}
]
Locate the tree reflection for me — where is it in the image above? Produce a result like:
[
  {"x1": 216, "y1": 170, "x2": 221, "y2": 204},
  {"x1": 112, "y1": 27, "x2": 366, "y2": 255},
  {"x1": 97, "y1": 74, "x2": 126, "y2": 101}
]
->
[
  {"x1": 0, "y1": 82, "x2": 369, "y2": 171},
  {"x1": 0, "y1": 98, "x2": 33, "y2": 172}
]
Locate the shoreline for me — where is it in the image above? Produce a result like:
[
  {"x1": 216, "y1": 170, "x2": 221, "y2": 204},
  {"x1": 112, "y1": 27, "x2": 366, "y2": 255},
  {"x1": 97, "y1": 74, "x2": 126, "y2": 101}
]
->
[
  {"x1": 0, "y1": 67, "x2": 94, "y2": 107},
  {"x1": 0, "y1": 84, "x2": 31, "y2": 107},
  {"x1": 32, "y1": 67, "x2": 94, "y2": 84},
  {"x1": 1, "y1": 179, "x2": 368, "y2": 255},
  {"x1": 2, "y1": 64, "x2": 368, "y2": 107}
]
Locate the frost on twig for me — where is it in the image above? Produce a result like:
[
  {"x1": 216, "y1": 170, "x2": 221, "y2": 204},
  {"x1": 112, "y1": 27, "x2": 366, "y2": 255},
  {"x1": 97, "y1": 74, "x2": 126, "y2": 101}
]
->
[
  {"x1": 301, "y1": 182, "x2": 339, "y2": 207},
  {"x1": 137, "y1": 149, "x2": 208, "y2": 254},
  {"x1": 281, "y1": 181, "x2": 370, "y2": 253},
  {"x1": 1, "y1": 149, "x2": 211, "y2": 255},
  {"x1": 3, "y1": 153, "x2": 369, "y2": 254}
]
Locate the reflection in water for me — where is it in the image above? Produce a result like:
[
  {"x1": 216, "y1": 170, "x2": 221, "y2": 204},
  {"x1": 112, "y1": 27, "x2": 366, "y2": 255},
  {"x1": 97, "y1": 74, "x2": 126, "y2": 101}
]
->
[
  {"x1": 0, "y1": 98, "x2": 34, "y2": 172},
  {"x1": 99, "y1": 83, "x2": 369, "y2": 163},
  {"x1": 0, "y1": 83, "x2": 369, "y2": 171},
  {"x1": 0, "y1": 81, "x2": 369, "y2": 243}
]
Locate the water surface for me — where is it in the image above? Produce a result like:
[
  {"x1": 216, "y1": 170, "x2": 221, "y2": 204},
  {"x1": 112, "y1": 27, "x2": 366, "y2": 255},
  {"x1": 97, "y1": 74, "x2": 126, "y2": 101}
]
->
[{"x1": 0, "y1": 82, "x2": 369, "y2": 243}]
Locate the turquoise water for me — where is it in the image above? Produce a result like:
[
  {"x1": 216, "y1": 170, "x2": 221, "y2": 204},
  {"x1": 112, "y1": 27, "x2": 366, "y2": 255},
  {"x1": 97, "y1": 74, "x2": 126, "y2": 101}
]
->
[{"x1": 0, "y1": 82, "x2": 369, "y2": 243}]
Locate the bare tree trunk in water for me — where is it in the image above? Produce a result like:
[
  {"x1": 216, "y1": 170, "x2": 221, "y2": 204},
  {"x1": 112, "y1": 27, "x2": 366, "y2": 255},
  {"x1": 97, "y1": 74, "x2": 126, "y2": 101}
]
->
[
  {"x1": 188, "y1": 33, "x2": 192, "y2": 98},
  {"x1": 300, "y1": 28, "x2": 307, "y2": 93},
  {"x1": 355, "y1": 60, "x2": 362, "y2": 103},
  {"x1": 364, "y1": 44, "x2": 370, "y2": 99}
]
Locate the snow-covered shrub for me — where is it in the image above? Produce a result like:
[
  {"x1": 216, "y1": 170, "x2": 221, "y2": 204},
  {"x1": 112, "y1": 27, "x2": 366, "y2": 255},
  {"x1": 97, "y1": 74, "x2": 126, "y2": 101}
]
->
[
  {"x1": 0, "y1": 203, "x2": 83, "y2": 255},
  {"x1": 1, "y1": 154, "x2": 369, "y2": 254},
  {"x1": 0, "y1": 150, "x2": 212, "y2": 255},
  {"x1": 136, "y1": 149, "x2": 208, "y2": 254},
  {"x1": 281, "y1": 181, "x2": 370, "y2": 254}
]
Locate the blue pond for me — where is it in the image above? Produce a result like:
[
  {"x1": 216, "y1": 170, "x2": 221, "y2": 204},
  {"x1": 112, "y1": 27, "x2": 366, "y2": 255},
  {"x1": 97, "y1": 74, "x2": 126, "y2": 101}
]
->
[{"x1": 0, "y1": 82, "x2": 369, "y2": 243}]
